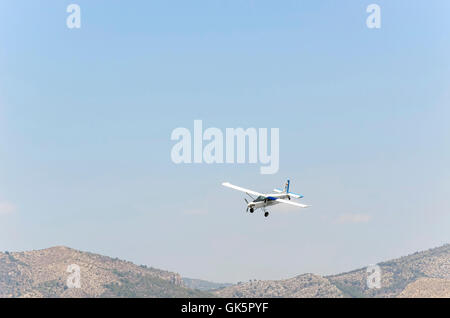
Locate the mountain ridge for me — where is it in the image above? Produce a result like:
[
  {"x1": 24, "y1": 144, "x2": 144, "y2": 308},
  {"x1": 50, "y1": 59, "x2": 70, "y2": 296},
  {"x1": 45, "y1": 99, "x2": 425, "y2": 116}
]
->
[
  {"x1": 0, "y1": 245, "x2": 209, "y2": 298},
  {"x1": 1, "y1": 244, "x2": 448, "y2": 298},
  {"x1": 214, "y1": 244, "x2": 449, "y2": 298}
]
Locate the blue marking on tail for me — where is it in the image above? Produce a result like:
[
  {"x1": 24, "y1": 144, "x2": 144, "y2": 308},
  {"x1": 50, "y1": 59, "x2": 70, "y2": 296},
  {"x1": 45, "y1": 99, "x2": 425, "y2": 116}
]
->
[
  {"x1": 284, "y1": 180, "x2": 304, "y2": 198},
  {"x1": 284, "y1": 180, "x2": 290, "y2": 193}
]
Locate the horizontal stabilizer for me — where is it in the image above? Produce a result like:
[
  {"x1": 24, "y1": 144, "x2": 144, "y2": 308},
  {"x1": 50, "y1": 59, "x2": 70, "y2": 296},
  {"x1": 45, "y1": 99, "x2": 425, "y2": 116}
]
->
[
  {"x1": 288, "y1": 192, "x2": 304, "y2": 199},
  {"x1": 275, "y1": 198, "x2": 310, "y2": 208}
]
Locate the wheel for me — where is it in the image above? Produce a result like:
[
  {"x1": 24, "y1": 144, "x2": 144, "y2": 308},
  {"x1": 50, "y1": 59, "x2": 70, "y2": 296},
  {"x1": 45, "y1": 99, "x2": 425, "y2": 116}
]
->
[
  {"x1": 264, "y1": 211, "x2": 269, "y2": 217},
  {"x1": 250, "y1": 208, "x2": 254, "y2": 213}
]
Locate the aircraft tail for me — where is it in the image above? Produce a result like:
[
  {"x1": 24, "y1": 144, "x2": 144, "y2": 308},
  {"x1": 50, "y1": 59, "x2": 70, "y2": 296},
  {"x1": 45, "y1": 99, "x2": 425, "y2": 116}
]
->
[
  {"x1": 284, "y1": 180, "x2": 290, "y2": 193},
  {"x1": 274, "y1": 180, "x2": 304, "y2": 198}
]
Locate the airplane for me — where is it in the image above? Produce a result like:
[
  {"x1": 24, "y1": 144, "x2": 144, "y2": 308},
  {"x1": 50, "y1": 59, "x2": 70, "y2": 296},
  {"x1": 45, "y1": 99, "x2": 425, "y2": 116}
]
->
[{"x1": 222, "y1": 180, "x2": 311, "y2": 217}]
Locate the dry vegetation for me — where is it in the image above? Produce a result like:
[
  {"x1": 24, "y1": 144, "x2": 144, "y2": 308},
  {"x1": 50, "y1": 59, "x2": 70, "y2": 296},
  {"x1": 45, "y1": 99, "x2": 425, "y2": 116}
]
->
[
  {"x1": 1, "y1": 244, "x2": 448, "y2": 298},
  {"x1": 0, "y1": 246, "x2": 209, "y2": 298},
  {"x1": 215, "y1": 244, "x2": 449, "y2": 298}
]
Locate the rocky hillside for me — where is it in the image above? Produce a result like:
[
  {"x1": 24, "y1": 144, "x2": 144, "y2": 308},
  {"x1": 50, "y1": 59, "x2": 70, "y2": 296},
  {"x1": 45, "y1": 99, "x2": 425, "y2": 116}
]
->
[
  {"x1": 0, "y1": 246, "x2": 210, "y2": 298},
  {"x1": 327, "y1": 244, "x2": 449, "y2": 298},
  {"x1": 1, "y1": 244, "x2": 448, "y2": 298},
  {"x1": 398, "y1": 278, "x2": 450, "y2": 298},
  {"x1": 182, "y1": 278, "x2": 232, "y2": 291},
  {"x1": 215, "y1": 273, "x2": 344, "y2": 298},
  {"x1": 215, "y1": 244, "x2": 449, "y2": 298}
]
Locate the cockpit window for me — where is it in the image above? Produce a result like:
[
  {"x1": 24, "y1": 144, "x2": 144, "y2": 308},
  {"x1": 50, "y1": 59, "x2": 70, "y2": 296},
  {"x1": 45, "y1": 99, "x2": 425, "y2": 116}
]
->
[{"x1": 255, "y1": 196, "x2": 266, "y2": 202}]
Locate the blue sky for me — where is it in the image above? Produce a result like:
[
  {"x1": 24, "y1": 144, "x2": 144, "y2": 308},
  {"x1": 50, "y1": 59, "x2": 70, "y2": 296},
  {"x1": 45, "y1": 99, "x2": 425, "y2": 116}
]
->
[{"x1": 0, "y1": 1, "x2": 449, "y2": 282}]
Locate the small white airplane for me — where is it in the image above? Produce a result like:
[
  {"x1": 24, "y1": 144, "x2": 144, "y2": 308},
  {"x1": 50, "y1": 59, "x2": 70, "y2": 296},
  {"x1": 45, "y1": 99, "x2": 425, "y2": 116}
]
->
[{"x1": 222, "y1": 180, "x2": 311, "y2": 217}]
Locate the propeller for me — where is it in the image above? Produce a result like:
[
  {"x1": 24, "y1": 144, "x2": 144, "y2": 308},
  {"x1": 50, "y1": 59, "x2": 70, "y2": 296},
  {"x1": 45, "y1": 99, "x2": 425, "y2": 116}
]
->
[
  {"x1": 244, "y1": 198, "x2": 249, "y2": 212},
  {"x1": 246, "y1": 193, "x2": 255, "y2": 200}
]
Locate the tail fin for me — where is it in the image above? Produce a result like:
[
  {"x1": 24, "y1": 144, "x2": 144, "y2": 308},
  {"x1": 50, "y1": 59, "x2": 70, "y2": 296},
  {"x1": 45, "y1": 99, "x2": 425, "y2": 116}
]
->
[{"x1": 284, "y1": 180, "x2": 290, "y2": 193}]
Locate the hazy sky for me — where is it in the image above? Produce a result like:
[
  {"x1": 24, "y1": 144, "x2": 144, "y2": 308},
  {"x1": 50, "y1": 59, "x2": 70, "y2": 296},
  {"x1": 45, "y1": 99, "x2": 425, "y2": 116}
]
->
[{"x1": 0, "y1": 1, "x2": 449, "y2": 283}]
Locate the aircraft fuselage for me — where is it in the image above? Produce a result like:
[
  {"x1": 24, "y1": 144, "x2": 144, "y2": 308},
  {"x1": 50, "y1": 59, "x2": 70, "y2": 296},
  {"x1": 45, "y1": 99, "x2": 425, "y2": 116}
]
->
[{"x1": 248, "y1": 193, "x2": 290, "y2": 211}]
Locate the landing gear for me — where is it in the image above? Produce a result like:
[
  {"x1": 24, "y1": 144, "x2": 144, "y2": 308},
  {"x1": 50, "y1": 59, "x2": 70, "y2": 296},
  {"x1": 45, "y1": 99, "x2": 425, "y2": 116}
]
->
[
  {"x1": 264, "y1": 211, "x2": 269, "y2": 217},
  {"x1": 250, "y1": 208, "x2": 254, "y2": 213}
]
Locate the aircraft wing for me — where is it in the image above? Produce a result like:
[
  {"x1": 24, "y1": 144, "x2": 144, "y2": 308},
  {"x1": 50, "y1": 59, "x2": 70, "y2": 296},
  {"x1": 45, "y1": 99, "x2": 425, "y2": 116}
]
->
[
  {"x1": 222, "y1": 182, "x2": 264, "y2": 197},
  {"x1": 275, "y1": 198, "x2": 310, "y2": 208}
]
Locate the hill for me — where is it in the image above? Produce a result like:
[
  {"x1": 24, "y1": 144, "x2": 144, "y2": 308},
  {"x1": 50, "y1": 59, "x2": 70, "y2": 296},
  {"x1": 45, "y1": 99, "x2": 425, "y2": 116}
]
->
[
  {"x1": 215, "y1": 273, "x2": 343, "y2": 298},
  {"x1": 0, "y1": 246, "x2": 210, "y2": 298},
  {"x1": 182, "y1": 277, "x2": 232, "y2": 291},
  {"x1": 215, "y1": 244, "x2": 449, "y2": 298},
  {"x1": 398, "y1": 278, "x2": 450, "y2": 298},
  {"x1": 326, "y1": 244, "x2": 449, "y2": 298},
  {"x1": 1, "y1": 244, "x2": 448, "y2": 298}
]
